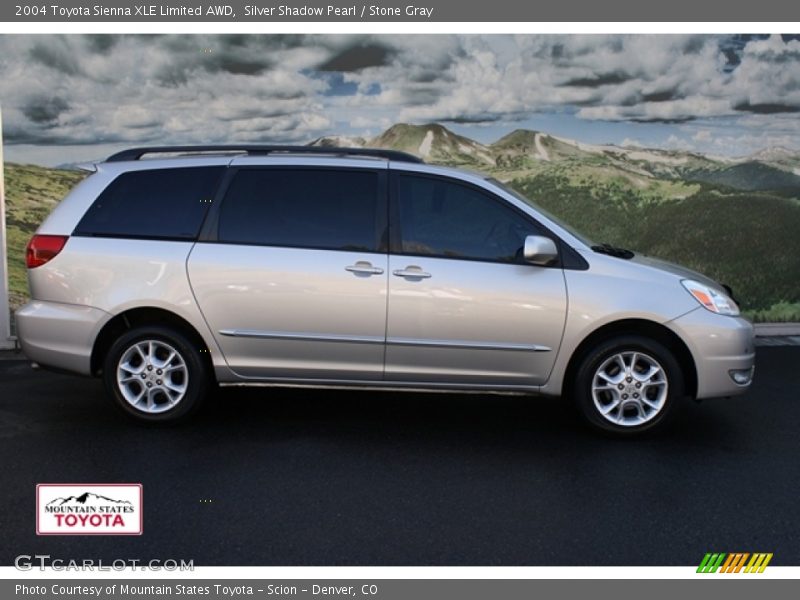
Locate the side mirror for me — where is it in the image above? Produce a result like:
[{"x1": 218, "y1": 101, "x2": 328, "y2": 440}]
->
[{"x1": 523, "y1": 235, "x2": 558, "y2": 266}]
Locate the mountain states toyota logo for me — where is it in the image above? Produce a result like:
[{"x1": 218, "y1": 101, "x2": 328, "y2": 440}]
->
[{"x1": 36, "y1": 484, "x2": 143, "y2": 535}]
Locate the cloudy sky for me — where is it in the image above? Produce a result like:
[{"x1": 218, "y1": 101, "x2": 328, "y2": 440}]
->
[{"x1": 1, "y1": 34, "x2": 799, "y2": 166}]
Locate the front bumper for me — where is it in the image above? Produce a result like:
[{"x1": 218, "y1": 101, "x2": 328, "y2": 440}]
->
[
  {"x1": 15, "y1": 301, "x2": 110, "y2": 376},
  {"x1": 667, "y1": 307, "x2": 755, "y2": 399}
]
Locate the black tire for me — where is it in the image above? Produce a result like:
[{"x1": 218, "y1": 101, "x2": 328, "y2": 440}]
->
[
  {"x1": 571, "y1": 335, "x2": 684, "y2": 436},
  {"x1": 102, "y1": 325, "x2": 210, "y2": 424}
]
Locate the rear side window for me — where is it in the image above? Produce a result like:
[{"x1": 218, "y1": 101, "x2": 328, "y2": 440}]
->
[
  {"x1": 74, "y1": 167, "x2": 224, "y2": 240},
  {"x1": 217, "y1": 168, "x2": 381, "y2": 252}
]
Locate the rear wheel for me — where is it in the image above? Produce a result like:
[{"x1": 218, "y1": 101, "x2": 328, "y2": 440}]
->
[
  {"x1": 572, "y1": 335, "x2": 684, "y2": 435},
  {"x1": 103, "y1": 325, "x2": 209, "y2": 423}
]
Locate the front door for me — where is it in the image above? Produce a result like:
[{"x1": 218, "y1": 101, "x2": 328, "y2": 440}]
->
[{"x1": 385, "y1": 172, "x2": 567, "y2": 387}]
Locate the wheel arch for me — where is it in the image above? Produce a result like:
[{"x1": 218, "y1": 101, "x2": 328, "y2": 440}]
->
[
  {"x1": 91, "y1": 307, "x2": 215, "y2": 378},
  {"x1": 562, "y1": 318, "x2": 697, "y2": 400}
]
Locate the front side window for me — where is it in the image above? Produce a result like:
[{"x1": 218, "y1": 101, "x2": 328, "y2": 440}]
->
[
  {"x1": 396, "y1": 174, "x2": 540, "y2": 263},
  {"x1": 487, "y1": 177, "x2": 594, "y2": 247},
  {"x1": 217, "y1": 169, "x2": 381, "y2": 252},
  {"x1": 74, "y1": 167, "x2": 224, "y2": 239}
]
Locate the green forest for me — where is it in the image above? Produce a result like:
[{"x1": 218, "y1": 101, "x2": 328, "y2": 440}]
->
[{"x1": 511, "y1": 173, "x2": 800, "y2": 321}]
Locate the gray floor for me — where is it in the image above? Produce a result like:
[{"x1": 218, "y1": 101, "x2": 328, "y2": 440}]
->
[{"x1": 0, "y1": 346, "x2": 798, "y2": 566}]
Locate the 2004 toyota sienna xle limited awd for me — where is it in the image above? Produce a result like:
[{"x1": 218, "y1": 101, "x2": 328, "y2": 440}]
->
[{"x1": 16, "y1": 145, "x2": 755, "y2": 434}]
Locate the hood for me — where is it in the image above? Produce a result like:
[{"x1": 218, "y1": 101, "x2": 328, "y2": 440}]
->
[{"x1": 628, "y1": 253, "x2": 722, "y2": 290}]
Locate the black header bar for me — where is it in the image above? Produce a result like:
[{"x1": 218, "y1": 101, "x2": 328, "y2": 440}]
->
[{"x1": 2, "y1": 0, "x2": 797, "y2": 23}]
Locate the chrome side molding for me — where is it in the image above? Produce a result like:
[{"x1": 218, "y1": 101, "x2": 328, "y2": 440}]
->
[
  {"x1": 218, "y1": 329, "x2": 384, "y2": 344},
  {"x1": 388, "y1": 337, "x2": 550, "y2": 352},
  {"x1": 219, "y1": 329, "x2": 550, "y2": 352}
]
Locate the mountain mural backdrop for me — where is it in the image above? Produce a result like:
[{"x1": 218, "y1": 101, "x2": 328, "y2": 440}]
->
[{"x1": 5, "y1": 123, "x2": 800, "y2": 322}]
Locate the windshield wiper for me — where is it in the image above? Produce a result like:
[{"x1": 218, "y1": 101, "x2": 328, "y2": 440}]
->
[{"x1": 591, "y1": 242, "x2": 635, "y2": 260}]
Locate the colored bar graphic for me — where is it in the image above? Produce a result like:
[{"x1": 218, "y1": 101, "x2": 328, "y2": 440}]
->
[
  {"x1": 698, "y1": 552, "x2": 773, "y2": 573},
  {"x1": 745, "y1": 553, "x2": 773, "y2": 573},
  {"x1": 720, "y1": 553, "x2": 736, "y2": 573},
  {"x1": 733, "y1": 553, "x2": 750, "y2": 573},
  {"x1": 697, "y1": 553, "x2": 727, "y2": 573}
]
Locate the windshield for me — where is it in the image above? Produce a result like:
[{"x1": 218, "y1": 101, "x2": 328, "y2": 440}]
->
[{"x1": 486, "y1": 178, "x2": 594, "y2": 247}]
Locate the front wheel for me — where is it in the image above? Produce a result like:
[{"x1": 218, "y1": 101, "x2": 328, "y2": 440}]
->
[
  {"x1": 102, "y1": 325, "x2": 210, "y2": 423},
  {"x1": 572, "y1": 335, "x2": 684, "y2": 435}
]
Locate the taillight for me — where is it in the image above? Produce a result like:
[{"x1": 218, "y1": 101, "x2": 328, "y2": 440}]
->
[{"x1": 26, "y1": 234, "x2": 69, "y2": 268}]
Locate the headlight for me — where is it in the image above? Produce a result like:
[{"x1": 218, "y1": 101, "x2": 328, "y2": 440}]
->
[{"x1": 681, "y1": 279, "x2": 740, "y2": 316}]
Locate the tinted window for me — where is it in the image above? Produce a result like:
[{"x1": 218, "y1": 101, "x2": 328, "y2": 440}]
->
[
  {"x1": 396, "y1": 174, "x2": 539, "y2": 263},
  {"x1": 218, "y1": 169, "x2": 381, "y2": 252},
  {"x1": 74, "y1": 167, "x2": 223, "y2": 240}
]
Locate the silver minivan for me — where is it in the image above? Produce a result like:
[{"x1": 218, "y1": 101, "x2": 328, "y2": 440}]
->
[{"x1": 16, "y1": 146, "x2": 755, "y2": 434}]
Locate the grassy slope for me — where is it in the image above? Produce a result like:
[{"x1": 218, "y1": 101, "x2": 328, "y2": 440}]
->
[
  {"x1": 3, "y1": 159, "x2": 799, "y2": 322},
  {"x1": 4, "y1": 163, "x2": 86, "y2": 311},
  {"x1": 511, "y1": 173, "x2": 800, "y2": 321}
]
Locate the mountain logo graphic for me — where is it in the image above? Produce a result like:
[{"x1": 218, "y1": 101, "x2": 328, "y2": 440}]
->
[{"x1": 46, "y1": 492, "x2": 133, "y2": 507}]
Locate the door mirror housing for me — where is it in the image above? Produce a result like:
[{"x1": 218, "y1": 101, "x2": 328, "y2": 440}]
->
[{"x1": 523, "y1": 235, "x2": 558, "y2": 266}]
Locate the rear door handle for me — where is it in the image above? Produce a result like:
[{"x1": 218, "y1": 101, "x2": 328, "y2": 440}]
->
[
  {"x1": 345, "y1": 261, "x2": 384, "y2": 276},
  {"x1": 393, "y1": 266, "x2": 432, "y2": 279}
]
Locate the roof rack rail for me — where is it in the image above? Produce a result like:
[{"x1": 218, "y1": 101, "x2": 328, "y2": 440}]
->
[{"x1": 105, "y1": 145, "x2": 424, "y2": 164}]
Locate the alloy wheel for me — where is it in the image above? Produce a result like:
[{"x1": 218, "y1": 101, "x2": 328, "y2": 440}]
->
[
  {"x1": 116, "y1": 339, "x2": 189, "y2": 414},
  {"x1": 591, "y1": 351, "x2": 668, "y2": 427}
]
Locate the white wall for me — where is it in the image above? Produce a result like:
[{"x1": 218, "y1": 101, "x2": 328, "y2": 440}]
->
[{"x1": 0, "y1": 106, "x2": 15, "y2": 349}]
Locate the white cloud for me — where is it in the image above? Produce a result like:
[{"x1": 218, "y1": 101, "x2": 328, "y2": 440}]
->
[
  {"x1": 693, "y1": 130, "x2": 713, "y2": 142},
  {"x1": 0, "y1": 35, "x2": 334, "y2": 145},
  {"x1": 727, "y1": 35, "x2": 800, "y2": 111}
]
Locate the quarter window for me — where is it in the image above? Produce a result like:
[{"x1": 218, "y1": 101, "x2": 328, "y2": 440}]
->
[
  {"x1": 396, "y1": 174, "x2": 539, "y2": 263},
  {"x1": 74, "y1": 167, "x2": 223, "y2": 240},
  {"x1": 218, "y1": 169, "x2": 381, "y2": 252}
]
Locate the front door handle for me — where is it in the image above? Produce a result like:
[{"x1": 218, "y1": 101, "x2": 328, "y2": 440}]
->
[
  {"x1": 345, "y1": 261, "x2": 384, "y2": 276},
  {"x1": 393, "y1": 266, "x2": 432, "y2": 279}
]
